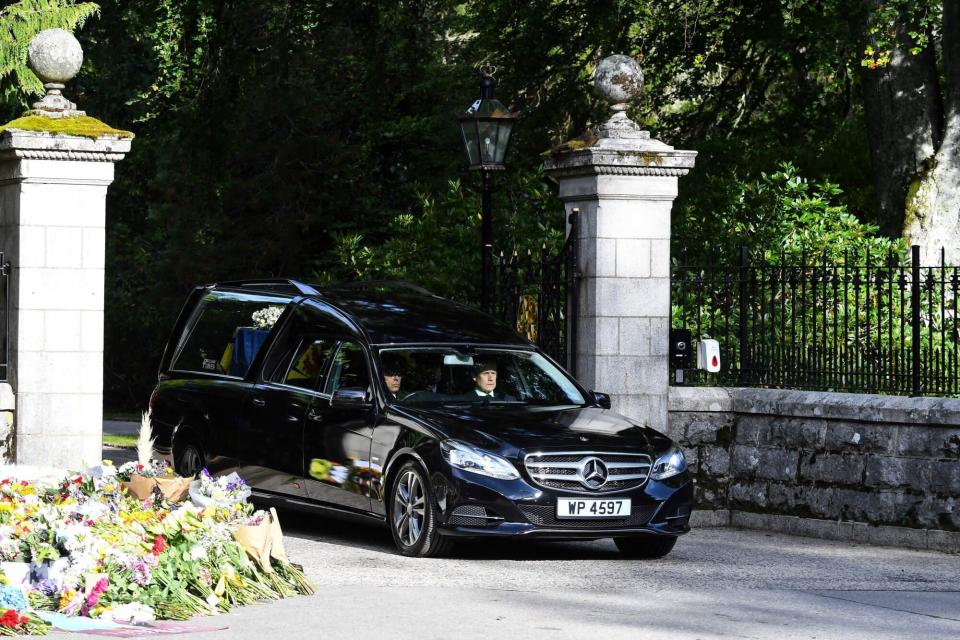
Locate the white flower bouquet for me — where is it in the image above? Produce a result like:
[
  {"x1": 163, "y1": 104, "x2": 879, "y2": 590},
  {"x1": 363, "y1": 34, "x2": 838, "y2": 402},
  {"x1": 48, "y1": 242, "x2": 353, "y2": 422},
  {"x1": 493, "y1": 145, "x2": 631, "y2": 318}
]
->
[
  {"x1": 251, "y1": 306, "x2": 284, "y2": 329},
  {"x1": 188, "y1": 470, "x2": 251, "y2": 508}
]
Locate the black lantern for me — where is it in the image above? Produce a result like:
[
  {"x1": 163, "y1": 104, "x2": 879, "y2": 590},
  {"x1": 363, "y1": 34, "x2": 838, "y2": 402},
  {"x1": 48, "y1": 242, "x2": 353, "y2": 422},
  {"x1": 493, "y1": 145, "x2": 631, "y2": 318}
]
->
[
  {"x1": 458, "y1": 70, "x2": 516, "y2": 171},
  {"x1": 459, "y1": 67, "x2": 516, "y2": 312}
]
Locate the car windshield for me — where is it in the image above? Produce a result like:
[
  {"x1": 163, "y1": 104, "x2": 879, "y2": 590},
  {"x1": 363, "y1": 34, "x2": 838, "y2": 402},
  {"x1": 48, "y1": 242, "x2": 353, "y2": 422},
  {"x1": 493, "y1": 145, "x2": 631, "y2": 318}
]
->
[{"x1": 377, "y1": 347, "x2": 586, "y2": 407}]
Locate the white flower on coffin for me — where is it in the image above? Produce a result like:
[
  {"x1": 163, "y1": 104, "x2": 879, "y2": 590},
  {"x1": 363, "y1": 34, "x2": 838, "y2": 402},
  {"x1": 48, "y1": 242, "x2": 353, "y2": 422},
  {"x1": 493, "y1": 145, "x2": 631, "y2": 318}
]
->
[{"x1": 251, "y1": 306, "x2": 284, "y2": 329}]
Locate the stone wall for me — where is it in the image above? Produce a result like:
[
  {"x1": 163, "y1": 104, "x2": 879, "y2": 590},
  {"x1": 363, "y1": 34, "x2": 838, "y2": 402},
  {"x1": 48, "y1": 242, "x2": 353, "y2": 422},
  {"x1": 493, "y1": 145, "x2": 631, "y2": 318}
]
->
[{"x1": 669, "y1": 387, "x2": 960, "y2": 553}]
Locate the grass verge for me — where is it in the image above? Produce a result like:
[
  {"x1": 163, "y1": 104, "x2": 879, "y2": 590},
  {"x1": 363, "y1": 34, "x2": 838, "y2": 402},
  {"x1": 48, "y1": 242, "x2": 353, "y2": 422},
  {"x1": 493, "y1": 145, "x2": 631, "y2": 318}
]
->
[{"x1": 103, "y1": 433, "x2": 138, "y2": 448}]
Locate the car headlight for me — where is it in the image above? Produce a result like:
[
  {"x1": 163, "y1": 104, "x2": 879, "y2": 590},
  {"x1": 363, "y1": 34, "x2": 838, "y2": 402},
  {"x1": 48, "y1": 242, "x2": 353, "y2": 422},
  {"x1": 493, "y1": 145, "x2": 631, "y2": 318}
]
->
[
  {"x1": 440, "y1": 440, "x2": 520, "y2": 480},
  {"x1": 650, "y1": 445, "x2": 687, "y2": 480}
]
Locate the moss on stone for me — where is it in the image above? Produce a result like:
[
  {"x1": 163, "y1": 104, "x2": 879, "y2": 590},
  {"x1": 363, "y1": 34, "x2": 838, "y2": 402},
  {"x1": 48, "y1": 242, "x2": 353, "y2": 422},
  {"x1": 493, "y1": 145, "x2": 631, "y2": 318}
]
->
[
  {"x1": 0, "y1": 115, "x2": 134, "y2": 140},
  {"x1": 543, "y1": 131, "x2": 600, "y2": 156}
]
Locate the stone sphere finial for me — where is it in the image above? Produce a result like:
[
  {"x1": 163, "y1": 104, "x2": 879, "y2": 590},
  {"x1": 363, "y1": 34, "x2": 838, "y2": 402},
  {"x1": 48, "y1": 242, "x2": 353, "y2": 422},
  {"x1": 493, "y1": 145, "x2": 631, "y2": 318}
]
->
[
  {"x1": 593, "y1": 55, "x2": 647, "y2": 142},
  {"x1": 594, "y1": 54, "x2": 644, "y2": 110},
  {"x1": 28, "y1": 29, "x2": 83, "y2": 84},
  {"x1": 25, "y1": 28, "x2": 86, "y2": 119}
]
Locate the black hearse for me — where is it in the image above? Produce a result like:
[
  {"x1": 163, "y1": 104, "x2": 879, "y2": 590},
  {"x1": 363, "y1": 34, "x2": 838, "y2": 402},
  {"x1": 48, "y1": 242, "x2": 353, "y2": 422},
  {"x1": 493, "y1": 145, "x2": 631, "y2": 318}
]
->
[{"x1": 150, "y1": 280, "x2": 693, "y2": 557}]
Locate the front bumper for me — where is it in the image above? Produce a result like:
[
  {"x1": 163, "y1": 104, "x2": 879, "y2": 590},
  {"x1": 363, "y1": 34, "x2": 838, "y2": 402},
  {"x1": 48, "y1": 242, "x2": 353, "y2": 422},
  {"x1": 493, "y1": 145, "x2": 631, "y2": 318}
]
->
[{"x1": 434, "y1": 465, "x2": 694, "y2": 540}]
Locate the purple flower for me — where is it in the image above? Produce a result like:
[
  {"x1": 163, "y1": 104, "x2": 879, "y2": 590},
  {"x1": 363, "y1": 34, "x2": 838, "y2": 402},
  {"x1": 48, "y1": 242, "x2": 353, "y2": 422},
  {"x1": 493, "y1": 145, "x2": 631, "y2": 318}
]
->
[
  {"x1": 126, "y1": 558, "x2": 153, "y2": 587},
  {"x1": 36, "y1": 579, "x2": 59, "y2": 597}
]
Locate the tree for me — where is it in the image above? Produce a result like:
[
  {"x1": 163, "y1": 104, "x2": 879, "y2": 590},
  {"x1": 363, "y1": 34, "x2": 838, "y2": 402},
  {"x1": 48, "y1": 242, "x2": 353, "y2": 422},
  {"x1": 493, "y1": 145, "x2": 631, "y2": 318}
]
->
[
  {"x1": 0, "y1": 0, "x2": 99, "y2": 105},
  {"x1": 855, "y1": 0, "x2": 959, "y2": 263}
]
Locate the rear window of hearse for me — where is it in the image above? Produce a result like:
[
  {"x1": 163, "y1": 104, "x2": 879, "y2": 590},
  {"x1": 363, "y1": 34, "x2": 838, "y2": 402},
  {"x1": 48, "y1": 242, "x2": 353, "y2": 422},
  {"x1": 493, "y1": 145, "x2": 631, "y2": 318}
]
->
[{"x1": 172, "y1": 291, "x2": 288, "y2": 377}]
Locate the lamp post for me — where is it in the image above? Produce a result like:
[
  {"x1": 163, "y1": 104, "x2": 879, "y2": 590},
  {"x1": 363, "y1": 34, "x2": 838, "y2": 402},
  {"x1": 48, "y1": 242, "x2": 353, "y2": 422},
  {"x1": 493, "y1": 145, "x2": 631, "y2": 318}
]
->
[{"x1": 458, "y1": 66, "x2": 516, "y2": 312}]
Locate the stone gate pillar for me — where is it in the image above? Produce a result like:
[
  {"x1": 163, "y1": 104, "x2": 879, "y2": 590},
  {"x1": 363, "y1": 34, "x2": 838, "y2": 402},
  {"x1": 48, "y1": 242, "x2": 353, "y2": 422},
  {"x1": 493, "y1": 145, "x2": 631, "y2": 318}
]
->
[
  {"x1": 544, "y1": 55, "x2": 695, "y2": 432},
  {"x1": 0, "y1": 29, "x2": 131, "y2": 467}
]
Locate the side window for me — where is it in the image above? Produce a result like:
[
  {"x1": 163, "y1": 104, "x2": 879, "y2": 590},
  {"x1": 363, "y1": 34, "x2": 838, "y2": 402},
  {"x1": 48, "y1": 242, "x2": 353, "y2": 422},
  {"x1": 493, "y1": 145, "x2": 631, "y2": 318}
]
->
[
  {"x1": 172, "y1": 291, "x2": 288, "y2": 377},
  {"x1": 325, "y1": 341, "x2": 371, "y2": 394},
  {"x1": 272, "y1": 338, "x2": 336, "y2": 390}
]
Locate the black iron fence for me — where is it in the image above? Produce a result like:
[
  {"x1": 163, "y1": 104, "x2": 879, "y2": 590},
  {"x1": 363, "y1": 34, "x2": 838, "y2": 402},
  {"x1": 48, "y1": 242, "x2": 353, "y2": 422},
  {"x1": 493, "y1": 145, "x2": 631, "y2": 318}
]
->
[
  {"x1": 672, "y1": 246, "x2": 960, "y2": 396},
  {"x1": 492, "y1": 210, "x2": 580, "y2": 373}
]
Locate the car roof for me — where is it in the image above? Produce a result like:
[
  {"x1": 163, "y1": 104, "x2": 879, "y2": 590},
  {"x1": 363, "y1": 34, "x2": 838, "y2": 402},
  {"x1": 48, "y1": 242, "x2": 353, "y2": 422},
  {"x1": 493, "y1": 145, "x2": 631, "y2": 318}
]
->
[{"x1": 213, "y1": 280, "x2": 530, "y2": 346}]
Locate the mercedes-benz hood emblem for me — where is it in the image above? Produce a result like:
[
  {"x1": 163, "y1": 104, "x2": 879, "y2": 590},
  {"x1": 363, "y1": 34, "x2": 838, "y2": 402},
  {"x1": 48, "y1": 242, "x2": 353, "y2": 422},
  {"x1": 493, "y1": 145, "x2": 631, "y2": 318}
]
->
[{"x1": 579, "y1": 457, "x2": 609, "y2": 489}]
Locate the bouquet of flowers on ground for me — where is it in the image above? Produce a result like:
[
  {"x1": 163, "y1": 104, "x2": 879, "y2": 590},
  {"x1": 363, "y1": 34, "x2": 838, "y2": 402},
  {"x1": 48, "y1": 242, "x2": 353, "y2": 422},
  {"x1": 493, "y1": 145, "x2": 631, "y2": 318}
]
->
[
  {"x1": 116, "y1": 413, "x2": 192, "y2": 503},
  {"x1": 188, "y1": 470, "x2": 251, "y2": 508},
  {"x1": 0, "y1": 583, "x2": 47, "y2": 636},
  {"x1": 0, "y1": 461, "x2": 315, "y2": 631},
  {"x1": 115, "y1": 460, "x2": 168, "y2": 483},
  {"x1": 230, "y1": 508, "x2": 313, "y2": 596},
  {"x1": 0, "y1": 609, "x2": 47, "y2": 637}
]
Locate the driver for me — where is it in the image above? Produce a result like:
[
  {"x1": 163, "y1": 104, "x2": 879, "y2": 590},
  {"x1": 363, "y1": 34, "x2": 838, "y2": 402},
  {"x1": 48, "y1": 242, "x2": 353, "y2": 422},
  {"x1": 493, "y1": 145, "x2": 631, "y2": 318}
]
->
[{"x1": 382, "y1": 359, "x2": 403, "y2": 401}]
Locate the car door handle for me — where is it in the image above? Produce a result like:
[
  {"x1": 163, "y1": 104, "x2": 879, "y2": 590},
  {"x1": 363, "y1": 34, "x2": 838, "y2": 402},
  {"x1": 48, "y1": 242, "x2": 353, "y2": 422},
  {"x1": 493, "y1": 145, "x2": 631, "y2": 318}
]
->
[
  {"x1": 306, "y1": 409, "x2": 323, "y2": 422},
  {"x1": 251, "y1": 397, "x2": 266, "y2": 408}
]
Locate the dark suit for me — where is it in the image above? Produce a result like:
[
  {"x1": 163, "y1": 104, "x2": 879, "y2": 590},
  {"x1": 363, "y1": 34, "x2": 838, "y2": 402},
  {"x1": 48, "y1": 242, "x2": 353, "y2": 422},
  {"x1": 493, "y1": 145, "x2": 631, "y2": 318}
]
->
[{"x1": 459, "y1": 389, "x2": 517, "y2": 401}]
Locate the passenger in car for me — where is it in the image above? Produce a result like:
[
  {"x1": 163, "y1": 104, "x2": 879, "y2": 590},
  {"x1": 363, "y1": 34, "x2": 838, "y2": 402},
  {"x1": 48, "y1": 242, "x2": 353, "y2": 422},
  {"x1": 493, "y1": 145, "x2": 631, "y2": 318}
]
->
[{"x1": 463, "y1": 360, "x2": 515, "y2": 401}]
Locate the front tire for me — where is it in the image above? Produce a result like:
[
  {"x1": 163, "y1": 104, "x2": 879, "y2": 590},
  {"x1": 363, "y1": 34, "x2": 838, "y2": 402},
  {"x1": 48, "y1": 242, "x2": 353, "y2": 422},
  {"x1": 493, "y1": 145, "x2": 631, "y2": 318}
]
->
[
  {"x1": 389, "y1": 461, "x2": 452, "y2": 557},
  {"x1": 174, "y1": 437, "x2": 205, "y2": 477},
  {"x1": 614, "y1": 535, "x2": 677, "y2": 559}
]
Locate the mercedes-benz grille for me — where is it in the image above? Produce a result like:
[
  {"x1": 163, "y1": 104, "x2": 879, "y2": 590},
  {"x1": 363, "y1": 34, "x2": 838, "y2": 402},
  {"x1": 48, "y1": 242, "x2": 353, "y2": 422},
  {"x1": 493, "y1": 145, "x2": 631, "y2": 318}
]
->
[{"x1": 523, "y1": 451, "x2": 652, "y2": 494}]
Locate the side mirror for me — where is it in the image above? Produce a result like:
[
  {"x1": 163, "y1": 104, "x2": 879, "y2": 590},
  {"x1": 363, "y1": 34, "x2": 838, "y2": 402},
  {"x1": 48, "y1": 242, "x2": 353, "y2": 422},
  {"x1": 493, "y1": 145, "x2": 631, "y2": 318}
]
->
[
  {"x1": 592, "y1": 391, "x2": 611, "y2": 410},
  {"x1": 331, "y1": 388, "x2": 372, "y2": 409}
]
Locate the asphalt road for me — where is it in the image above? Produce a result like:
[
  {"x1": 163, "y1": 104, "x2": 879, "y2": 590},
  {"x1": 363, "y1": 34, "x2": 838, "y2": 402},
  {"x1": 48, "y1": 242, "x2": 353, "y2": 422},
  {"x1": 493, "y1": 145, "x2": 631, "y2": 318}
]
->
[
  {"x1": 90, "y1": 423, "x2": 960, "y2": 640},
  {"x1": 59, "y1": 510, "x2": 960, "y2": 640}
]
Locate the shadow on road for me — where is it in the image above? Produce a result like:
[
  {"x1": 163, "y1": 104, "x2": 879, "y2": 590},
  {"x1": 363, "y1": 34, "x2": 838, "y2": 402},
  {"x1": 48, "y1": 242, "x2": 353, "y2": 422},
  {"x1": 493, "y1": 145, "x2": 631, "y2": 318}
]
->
[{"x1": 273, "y1": 505, "x2": 629, "y2": 561}]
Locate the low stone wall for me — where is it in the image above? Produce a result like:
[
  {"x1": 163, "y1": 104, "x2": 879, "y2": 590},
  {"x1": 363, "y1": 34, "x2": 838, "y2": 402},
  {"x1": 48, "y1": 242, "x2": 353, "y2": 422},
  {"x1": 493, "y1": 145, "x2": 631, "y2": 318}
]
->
[{"x1": 668, "y1": 387, "x2": 960, "y2": 553}]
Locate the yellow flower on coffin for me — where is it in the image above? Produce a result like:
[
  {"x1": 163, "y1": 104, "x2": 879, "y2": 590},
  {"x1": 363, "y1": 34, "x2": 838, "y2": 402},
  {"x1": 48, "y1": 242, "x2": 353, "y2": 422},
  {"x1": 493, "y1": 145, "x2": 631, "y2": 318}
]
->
[{"x1": 0, "y1": 503, "x2": 13, "y2": 514}]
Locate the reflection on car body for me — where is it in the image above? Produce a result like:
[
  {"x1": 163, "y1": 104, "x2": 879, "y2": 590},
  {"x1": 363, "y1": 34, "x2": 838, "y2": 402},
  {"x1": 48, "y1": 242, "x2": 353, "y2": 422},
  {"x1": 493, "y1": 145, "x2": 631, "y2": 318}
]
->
[{"x1": 149, "y1": 280, "x2": 693, "y2": 557}]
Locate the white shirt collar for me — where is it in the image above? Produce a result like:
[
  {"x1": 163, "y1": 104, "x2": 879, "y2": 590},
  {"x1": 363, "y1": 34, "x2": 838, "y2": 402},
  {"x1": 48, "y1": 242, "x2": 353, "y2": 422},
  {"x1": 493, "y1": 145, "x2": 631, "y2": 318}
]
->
[{"x1": 474, "y1": 389, "x2": 493, "y2": 397}]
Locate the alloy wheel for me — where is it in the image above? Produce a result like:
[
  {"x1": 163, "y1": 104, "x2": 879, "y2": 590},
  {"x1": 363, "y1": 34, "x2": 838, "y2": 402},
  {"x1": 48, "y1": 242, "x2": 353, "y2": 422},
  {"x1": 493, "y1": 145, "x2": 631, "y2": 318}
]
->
[{"x1": 392, "y1": 470, "x2": 426, "y2": 547}]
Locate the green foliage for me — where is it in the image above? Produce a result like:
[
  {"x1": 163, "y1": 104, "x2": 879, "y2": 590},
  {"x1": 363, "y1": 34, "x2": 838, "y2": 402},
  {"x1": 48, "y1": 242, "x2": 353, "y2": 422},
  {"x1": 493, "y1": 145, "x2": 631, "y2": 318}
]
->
[
  {"x1": 675, "y1": 162, "x2": 904, "y2": 263},
  {"x1": 0, "y1": 0, "x2": 99, "y2": 102},
  {"x1": 0, "y1": 0, "x2": 933, "y2": 409},
  {"x1": 854, "y1": 0, "x2": 942, "y2": 67},
  {"x1": 318, "y1": 163, "x2": 564, "y2": 302}
]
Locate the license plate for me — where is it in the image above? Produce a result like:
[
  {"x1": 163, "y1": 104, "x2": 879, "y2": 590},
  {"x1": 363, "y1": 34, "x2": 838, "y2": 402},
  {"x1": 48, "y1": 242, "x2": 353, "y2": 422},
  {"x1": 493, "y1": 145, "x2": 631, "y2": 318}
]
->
[{"x1": 556, "y1": 498, "x2": 631, "y2": 519}]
